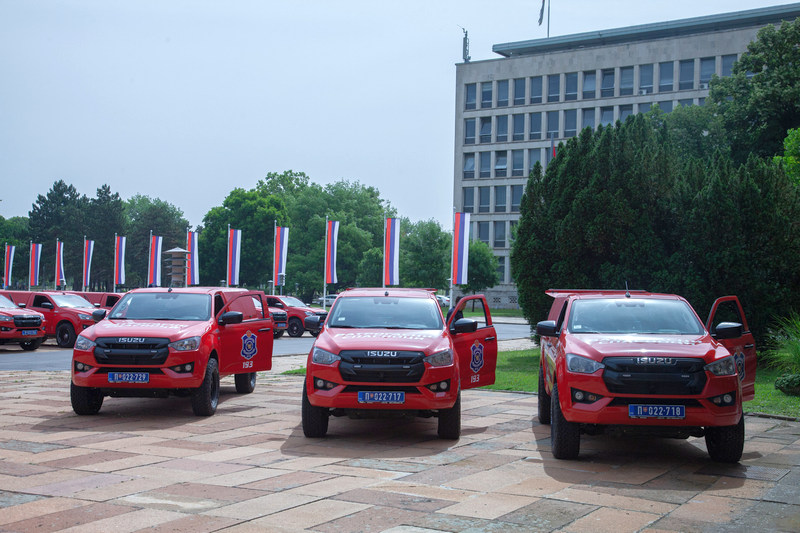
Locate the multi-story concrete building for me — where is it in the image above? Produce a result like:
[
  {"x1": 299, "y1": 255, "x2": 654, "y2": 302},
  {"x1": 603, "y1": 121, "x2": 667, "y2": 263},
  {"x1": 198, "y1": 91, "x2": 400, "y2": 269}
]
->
[{"x1": 452, "y1": 3, "x2": 800, "y2": 309}]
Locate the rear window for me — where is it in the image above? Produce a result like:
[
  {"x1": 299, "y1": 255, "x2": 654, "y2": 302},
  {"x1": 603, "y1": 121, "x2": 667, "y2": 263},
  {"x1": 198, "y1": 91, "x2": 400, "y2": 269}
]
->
[
  {"x1": 568, "y1": 298, "x2": 704, "y2": 335},
  {"x1": 328, "y1": 296, "x2": 443, "y2": 330},
  {"x1": 109, "y1": 292, "x2": 211, "y2": 321}
]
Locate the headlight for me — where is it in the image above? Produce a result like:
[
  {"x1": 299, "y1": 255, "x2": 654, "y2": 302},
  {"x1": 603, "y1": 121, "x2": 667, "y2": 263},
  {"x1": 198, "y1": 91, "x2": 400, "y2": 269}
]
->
[
  {"x1": 311, "y1": 347, "x2": 340, "y2": 365},
  {"x1": 705, "y1": 356, "x2": 736, "y2": 376},
  {"x1": 0, "y1": 315, "x2": 12, "y2": 322},
  {"x1": 78, "y1": 313, "x2": 92, "y2": 321},
  {"x1": 566, "y1": 353, "x2": 605, "y2": 374},
  {"x1": 169, "y1": 336, "x2": 201, "y2": 351},
  {"x1": 74, "y1": 335, "x2": 96, "y2": 351},
  {"x1": 304, "y1": 310, "x2": 315, "y2": 316},
  {"x1": 425, "y1": 349, "x2": 453, "y2": 367}
]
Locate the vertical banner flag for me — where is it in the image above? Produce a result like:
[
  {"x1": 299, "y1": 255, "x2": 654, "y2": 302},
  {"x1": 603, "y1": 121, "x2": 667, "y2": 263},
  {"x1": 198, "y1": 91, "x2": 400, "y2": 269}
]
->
[
  {"x1": 114, "y1": 235, "x2": 126, "y2": 286},
  {"x1": 551, "y1": 135, "x2": 556, "y2": 159},
  {"x1": 227, "y1": 227, "x2": 241, "y2": 286},
  {"x1": 147, "y1": 233, "x2": 163, "y2": 287},
  {"x1": 3, "y1": 244, "x2": 14, "y2": 289},
  {"x1": 29, "y1": 242, "x2": 42, "y2": 288},
  {"x1": 82, "y1": 238, "x2": 94, "y2": 289},
  {"x1": 273, "y1": 226, "x2": 288, "y2": 287},
  {"x1": 325, "y1": 220, "x2": 339, "y2": 284},
  {"x1": 186, "y1": 230, "x2": 199, "y2": 286},
  {"x1": 383, "y1": 217, "x2": 399, "y2": 286},
  {"x1": 55, "y1": 239, "x2": 66, "y2": 288},
  {"x1": 452, "y1": 212, "x2": 470, "y2": 285}
]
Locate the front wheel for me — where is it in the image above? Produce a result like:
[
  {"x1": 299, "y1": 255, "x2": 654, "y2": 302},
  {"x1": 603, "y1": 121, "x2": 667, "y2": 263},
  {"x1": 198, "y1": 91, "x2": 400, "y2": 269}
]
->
[
  {"x1": 273, "y1": 329, "x2": 285, "y2": 339},
  {"x1": 538, "y1": 366, "x2": 551, "y2": 425},
  {"x1": 550, "y1": 384, "x2": 580, "y2": 459},
  {"x1": 71, "y1": 382, "x2": 103, "y2": 415},
  {"x1": 287, "y1": 318, "x2": 304, "y2": 337},
  {"x1": 438, "y1": 391, "x2": 461, "y2": 439},
  {"x1": 56, "y1": 323, "x2": 77, "y2": 348},
  {"x1": 20, "y1": 338, "x2": 44, "y2": 351},
  {"x1": 191, "y1": 359, "x2": 220, "y2": 416},
  {"x1": 302, "y1": 384, "x2": 329, "y2": 437},
  {"x1": 705, "y1": 415, "x2": 745, "y2": 463},
  {"x1": 235, "y1": 372, "x2": 256, "y2": 394}
]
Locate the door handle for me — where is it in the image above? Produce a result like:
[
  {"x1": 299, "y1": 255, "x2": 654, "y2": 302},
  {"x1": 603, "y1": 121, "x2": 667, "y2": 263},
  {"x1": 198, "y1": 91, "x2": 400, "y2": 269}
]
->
[
  {"x1": 258, "y1": 328, "x2": 271, "y2": 332},
  {"x1": 744, "y1": 344, "x2": 754, "y2": 349},
  {"x1": 485, "y1": 336, "x2": 496, "y2": 341}
]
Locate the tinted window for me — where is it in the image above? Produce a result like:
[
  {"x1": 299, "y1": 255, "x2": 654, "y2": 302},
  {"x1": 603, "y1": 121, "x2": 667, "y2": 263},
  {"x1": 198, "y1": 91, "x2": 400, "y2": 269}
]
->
[
  {"x1": 328, "y1": 296, "x2": 443, "y2": 330},
  {"x1": 568, "y1": 299, "x2": 704, "y2": 335},
  {"x1": 110, "y1": 292, "x2": 212, "y2": 321},
  {"x1": 51, "y1": 294, "x2": 93, "y2": 308}
]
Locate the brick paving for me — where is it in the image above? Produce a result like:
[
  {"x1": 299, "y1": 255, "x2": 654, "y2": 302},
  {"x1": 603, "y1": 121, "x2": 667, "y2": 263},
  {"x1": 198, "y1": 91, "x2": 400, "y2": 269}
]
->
[{"x1": 0, "y1": 353, "x2": 798, "y2": 532}]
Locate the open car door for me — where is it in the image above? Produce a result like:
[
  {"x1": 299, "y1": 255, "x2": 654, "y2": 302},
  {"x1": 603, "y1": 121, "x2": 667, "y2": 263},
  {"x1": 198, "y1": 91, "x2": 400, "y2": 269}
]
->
[
  {"x1": 707, "y1": 295, "x2": 757, "y2": 401},
  {"x1": 447, "y1": 295, "x2": 498, "y2": 390},
  {"x1": 217, "y1": 291, "x2": 274, "y2": 375}
]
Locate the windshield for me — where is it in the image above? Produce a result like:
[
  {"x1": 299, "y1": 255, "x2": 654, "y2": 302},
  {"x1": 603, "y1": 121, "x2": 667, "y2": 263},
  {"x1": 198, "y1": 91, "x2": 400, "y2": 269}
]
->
[
  {"x1": 568, "y1": 298, "x2": 704, "y2": 335},
  {"x1": 327, "y1": 296, "x2": 443, "y2": 330},
  {"x1": 281, "y1": 296, "x2": 306, "y2": 307},
  {"x1": 51, "y1": 294, "x2": 93, "y2": 308},
  {"x1": 0, "y1": 295, "x2": 17, "y2": 309},
  {"x1": 109, "y1": 292, "x2": 211, "y2": 321}
]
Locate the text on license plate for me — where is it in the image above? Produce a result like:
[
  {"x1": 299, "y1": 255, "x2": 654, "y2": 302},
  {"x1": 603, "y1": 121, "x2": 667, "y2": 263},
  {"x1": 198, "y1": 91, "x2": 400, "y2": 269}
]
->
[
  {"x1": 108, "y1": 372, "x2": 149, "y2": 384},
  {"x1": 358, "y1": 391, "x2": 405, "y2": 404},
  {"x1": 276, "y1": 322, "x2": 287, "y2": 328},
  {"x1": 21, "y1": 330, "x2": 38, "y2": 336},
  {"x1": 629, "y1": 404, "x2": 685, "y2": 419}
]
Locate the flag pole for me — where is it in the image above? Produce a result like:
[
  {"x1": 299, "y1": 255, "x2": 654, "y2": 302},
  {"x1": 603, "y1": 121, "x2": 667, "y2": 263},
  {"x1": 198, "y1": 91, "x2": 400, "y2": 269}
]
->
[
  {"x1": 54, "y1": 238, "x2": 59, "y2": 290},
  {"x1": 323, "y1": 217, "x2": 328, "y2": 310},
  {"x1": 226, "y1": 224, "x2": 231, "y2": 287},
  {"x1": 28, "y1": 240, "x2": 32, "y2": 291},
  {"x1": 272, "y1": 221, "x2": 276, "y2": 296},
  {"x1": 382, "y1": 218, "x2": 386, "y2": 289},
  {"x1": 547, "y1": 0, "x2": 551, "y2": 39},
  {"x1": 449, "y1": 208, "x2": 455, "y2": 310}
]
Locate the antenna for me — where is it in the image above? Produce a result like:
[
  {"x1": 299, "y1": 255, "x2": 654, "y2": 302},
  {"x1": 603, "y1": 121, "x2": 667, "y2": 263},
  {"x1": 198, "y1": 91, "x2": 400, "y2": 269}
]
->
[
  {"x1": 459, "y1": 26, "x2": 471, "y2": 63},
  {"x1": 625, "y1": 281, "x2": 631, "y2": 298}
]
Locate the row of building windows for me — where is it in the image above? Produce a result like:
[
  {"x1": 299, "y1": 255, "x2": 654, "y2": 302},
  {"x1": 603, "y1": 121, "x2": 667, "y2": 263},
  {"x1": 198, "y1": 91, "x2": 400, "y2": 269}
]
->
[
  {"x1": 471, "y1": 219, "x2": 517, "y2": 249},
  {"x1": 463, "y1": 185, "x2": 524, "y2": 216},
  {"x1": 465, "y1": 54, "x2": 736, "y2": 110},
  {"x1": 464, "y1": 149, "x2": 552, "y2": 179}
]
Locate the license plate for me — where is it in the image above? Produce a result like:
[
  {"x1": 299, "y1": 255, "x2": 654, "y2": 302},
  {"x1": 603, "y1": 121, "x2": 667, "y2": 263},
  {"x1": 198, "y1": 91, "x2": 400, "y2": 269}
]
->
[
  {"x1": 21, "y1": 330, "x2": 38, "y2": 336},
  {"x1": 358, "y1": 391, "x2": 405, "y2": 404},
  {"x1": 108, "y1": 372, "x2": 149, "y2": 384},
  {"x1": 277, "y1": 322, "x2": 287, "y2": 328},
  {"x1": 629, "y1": 404, "x2": 685, "y2": 419}
]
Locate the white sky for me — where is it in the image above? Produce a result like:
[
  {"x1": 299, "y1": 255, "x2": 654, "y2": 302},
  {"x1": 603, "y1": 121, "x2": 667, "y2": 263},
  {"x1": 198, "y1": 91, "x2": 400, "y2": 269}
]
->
[{"x1": 1, "y1": 0, "x2": 796, "y2": 229}]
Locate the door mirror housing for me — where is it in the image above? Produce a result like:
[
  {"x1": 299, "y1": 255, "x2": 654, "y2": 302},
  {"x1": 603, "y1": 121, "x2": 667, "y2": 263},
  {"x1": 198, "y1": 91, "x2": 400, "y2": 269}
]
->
[
  {"x1": 714, "y1": 322, "x2": 743, "y2": 340},
  {"x1": 218, "y1": 311, "x2": 243, "y2": 326},
  {"x1": 40, "y1": 302, "x2": 54, "y2": 310},
  {"x1": 451, "y1": 318, "x2": 478, "y2": 334},
  {"x1": 92, "y1": 309, "x2": 107, "y2": 322},
  {"x1": 536, "y1": 320, "x2": 558, "y2": 337},
  {"x1": 304, "y1": 315, "x2": 321, "y2": 330}
]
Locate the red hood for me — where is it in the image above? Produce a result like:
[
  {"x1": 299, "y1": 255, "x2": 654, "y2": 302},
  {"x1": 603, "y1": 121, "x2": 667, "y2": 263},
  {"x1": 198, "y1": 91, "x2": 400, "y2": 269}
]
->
[
  {"x1": 82, "y1": 319, "x2": 211, "y2": 341},
  {"x1": 565, "y1": 334, "x2": 721, "y2": 361},
  {"x1": 318, "y1": 328, "x2": 450, "y2": 356},
  {"x1": 0, "y1": 308, "x2": 44, "y2": 318}
]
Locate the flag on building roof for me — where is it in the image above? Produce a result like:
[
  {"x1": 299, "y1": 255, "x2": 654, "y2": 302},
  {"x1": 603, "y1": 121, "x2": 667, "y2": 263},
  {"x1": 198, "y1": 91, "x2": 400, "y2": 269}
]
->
[
  {"x1": 147, "y1": 233, "x2": 162, "y2": 287},
  {"x1": 3, "y1": 244, "x2": 14, "y2": 289},
  {"x1": 186, "y1": 231, "x2": 199, "y2": 286},
  {"x1": 82, "y1": 238, "x2": 94, "y2": 289},
  {"x1": 114, "y1": 235, "x2": 126, "y2": 286},
  {"x1": 273, "y1": 226, "x2": 288, "y2": 287},
  {"x1": 384, "y1": 217, "x2": 399, "y2": 286},
  {"x1": 29, "y1": 242, "x2": 42, "y2": 288},
  {"x1": 325, "y1": 220, "x2": 339, "y2": 285},
  {"x1": 227, "y1": 227, "x2": 241, "y2": 286},
  {"x1": 452, "y1": 212, "x2": 470, "y2": 285}
]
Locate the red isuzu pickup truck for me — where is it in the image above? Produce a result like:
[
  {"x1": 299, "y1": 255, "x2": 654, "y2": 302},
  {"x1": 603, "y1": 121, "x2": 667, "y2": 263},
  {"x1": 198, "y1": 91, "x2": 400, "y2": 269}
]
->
[
  {"x1": 536, "y1": 289, "x2": 757, "y2": 462},
  {"x1": 0, "y1": 293, "x2": 46, "y2": 351},
  {"x1": 71, "y1": 287, "x2": 274, "y2": 416},
  {"x1": 301, "y1": 288, "x2": 497, "y2": 439}
]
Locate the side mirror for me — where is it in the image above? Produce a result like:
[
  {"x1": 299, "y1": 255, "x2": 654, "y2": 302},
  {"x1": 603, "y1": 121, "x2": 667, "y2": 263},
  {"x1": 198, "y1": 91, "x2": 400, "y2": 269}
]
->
[
  {"x1": 451, "y1": 318, "x2": 478, "y2": 334},
  {"x1": 304, "y1": 315, "x2": 321, "y2": 331},
  {"x1": 17, "y1": 303, "x2": 26, "y2": 308},
  {"x1": 536, "y1": 320, "x2": 558, "y2": 337},
  {"x1": 92, "y1": 309, "x2": 107, "y2": 322},
  {"x1": 40, "y1": 302, "x2": 54, "y2": 310},
  {"x1": 714, "y1": 322, "x2": 743, "y2": 340},
  {"x1": 218, "y1": 311, "x2": 243, "y2": 326},
  {"x1": 94, "y1": 303, "x2": 101, "y2": 308}
]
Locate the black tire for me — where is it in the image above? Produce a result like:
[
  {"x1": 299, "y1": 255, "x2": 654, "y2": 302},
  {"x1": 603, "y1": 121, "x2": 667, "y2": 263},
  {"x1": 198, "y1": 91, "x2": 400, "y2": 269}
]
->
[
  {"x1": 287, "y1": 318, "x2": 304, "y2": 337},
  {"x1": 310, "y1": 330, "x2": 320, "y2": 337},
  {"x1": 705, "y1": 415, "x2": 745, "y2": 463},
  {"x1": 438, "y1": 391, "x2": 461, "y2": 439},
  {"x1": 235, "y1": 372, "x2": 256, "y2": 394},
  {"x1": 302, "y1": 384, "x2": 329, "y2": 437},
  {"x1": 191, "y1": 358, "x2": 220, "y2": 416},
  {"x1": 550, "y1": 384, "x2": 580, "y2": 459},
  {"x1": 538, "y1": 366, "x2": 551, "y2": 425},
  {"x1": 71, "y1": 382, "x2": 103, "y2": 415},
  {"x1": 273, "y1": 329, "x2": 285, "y2": 339},
  {"x1": 56, "y1": 322, "x2": 77, "y2": 348},
  {"x1": 20, "y1": 338, "x2": 44, "y2": 351}
]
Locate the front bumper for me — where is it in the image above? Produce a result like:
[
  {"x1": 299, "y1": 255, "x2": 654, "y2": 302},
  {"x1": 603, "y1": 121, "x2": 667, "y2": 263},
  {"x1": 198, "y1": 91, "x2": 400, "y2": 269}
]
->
[{"x1": 72, "y1": 348, "x2": 205, "y2": 389}]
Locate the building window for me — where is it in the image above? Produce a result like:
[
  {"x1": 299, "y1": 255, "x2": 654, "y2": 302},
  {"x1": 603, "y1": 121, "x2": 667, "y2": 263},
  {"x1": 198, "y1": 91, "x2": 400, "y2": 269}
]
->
[
  {"x1": 480, "y1": 117, "x2": 492, "y2": 143},
  {"x1": 564, "y1": 109, "x2": 577, "y2": 137},
  {"x1": 463, "y1": 153, "x2": 475, "y2": 179},
  {"x1": 698, "y1": 97, "x2": 706, "y2": 106},
  {"x1": 678, "y1": 99, "x2": 693, "y2": 107},
  {"x1": 478, "y1": 221, "x2": 490, "y2": 244},
  {"x1": 496, "y1": 255, "x2": 506, "y2": 283},
  {"x1": 513, "y1": 78, "x2": 526, "y2": 105},
  {"x1": 583, "y1": 70, "x2": 596, "y2": 99},
  {"x1": 496, "y1": 115, "x2": 508, "y2": 142},
  {"x1": 548, "y1": 74, "x2": 560, "y2": 102},
  {"x1": 463, "y1": 188, "x2": 474, "y2": 213},
  {"x1": 494, "y1": 221, "x2": 506, "y2": 248},
  {"x1": 582, "y1": 108, "x2": 595, "y2": 130},
  {"x1": 700, "y1": 57, "x2": 715, "y2": 87},
  {"x1": 601, "y1": 68, "x2": 615, "y2": 97},
  {"x1": 529, "y1": 148, "x2": 541, "y2": 173},
  {"x1": 547, "y1": 110, "x2": 559, "y2": 139},
  {"x1": 620, "y1": 66, "x2": 634, "y2": 96},
  {"x1": 479, "y1": 152, "x2": 491, "y2": 178},
  {"x1": 495, "y1": 186, "x2": 507, "y2": 212},
  {"x1": 481, "y1": 82, "x2": 493, "y2": 108},
  {"x1": 679, "y1": 59, "x2": 694, "y2": 90},
  {"x1": 511, "y1": 114, "x2": 524, "y2": 141},
  {"x1": 722, "y1": 54, "x2": 737, "y2": 77},
  {"x1": 478, "y1": 187, "x2": 490, "y2": 213},
  {"x1": 600, "y1": 106, "x2": 613, "y2": 126},
  {"x1": 494, "y1": 151, "x2": 507, "y2": 177},
  {"x1": 529, "y1": 112, "x2": 542, "y2": 140},
  {"x1": 511, "y1": 149, "x2": 523, "y2": 177},
  {"x1": 619, "y1": 104, "x2": 633, "y2": 121},
  {"x1": 510, "y1": 185, "x2": 523, "y2": 212},
  {"x1": 497, "y1": 80, "x2": 509, "y2": 107},
  {"x1": 530, "y1": 76, "x2": 542, "y2": 104},
  {"x1": 464, "y1": 118, "x2": 475, "y2": 145},
  {"x1": 659, "y1": 61, "x2": 674, "y2": 92},
  {"x1": 639, "y1": 102, "x2": 652, "y2": 113},
  {"x1": 658, "y1": 100, "x2": 673, "y2": 113},
  {"x1": 465, "y1": 83, "x2": 476, "y2": 110},
  {"x1": 565, "y1": 72, "x2": 578, "y2": 101},
  {"x1": 639, "y1": 64, "x2": 653, "y2": 94}
]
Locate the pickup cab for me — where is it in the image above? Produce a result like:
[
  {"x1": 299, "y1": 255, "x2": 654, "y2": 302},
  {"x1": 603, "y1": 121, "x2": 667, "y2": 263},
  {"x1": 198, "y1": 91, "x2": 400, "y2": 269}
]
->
[
  {"x1": 69, "y1": 291, "x2": 124, "y2": 310},
  {"x1": 0, "y1": 293, "x2": 46, "y2": 351},
  {"x1": 536, "y1": 289, "x2": 757, "y2": 462},
  {"x1": 301, "y1": 288, "x2": 497, "y2": 439},
  {"x1": 71, "y1": 287, "x2": 274, "y2": 416},
  {"x1": 1, "y1": 290, "x2": 97, "y2": 348}
]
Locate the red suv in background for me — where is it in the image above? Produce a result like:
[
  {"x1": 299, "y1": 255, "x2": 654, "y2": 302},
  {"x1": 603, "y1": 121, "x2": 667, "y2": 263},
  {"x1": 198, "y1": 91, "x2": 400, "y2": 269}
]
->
[
  {"x1": 1, "y1": 290, "x2": 97, "y2": 348},
  {"x1": 265, "y1": 295, "x2": 326, "y2": 337},
  {"x1": 0, "y1": 293, "x2": 46, "y2": 351}
]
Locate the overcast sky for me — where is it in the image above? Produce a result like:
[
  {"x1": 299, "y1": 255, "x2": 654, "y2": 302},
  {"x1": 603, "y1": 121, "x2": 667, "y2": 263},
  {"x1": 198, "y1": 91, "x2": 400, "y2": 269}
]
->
[{"x1": 1, "y1": 0, "x2": 796, "y2": 230}]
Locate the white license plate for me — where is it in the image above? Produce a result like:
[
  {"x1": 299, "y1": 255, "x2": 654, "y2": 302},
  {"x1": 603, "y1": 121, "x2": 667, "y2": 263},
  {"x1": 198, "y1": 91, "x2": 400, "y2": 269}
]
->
[
  {"x1": 21, "y1": 330, "x2": 38, "y2": 336},
  {"x1": 358, "y1": 391, "x2": 405, "y2": 404},
  {"x1": 108, "y1": 372, "x2": 149, "y2": 384},
  {"x1": 629, "y1": 404, "x2": 685, "y2": 419}
]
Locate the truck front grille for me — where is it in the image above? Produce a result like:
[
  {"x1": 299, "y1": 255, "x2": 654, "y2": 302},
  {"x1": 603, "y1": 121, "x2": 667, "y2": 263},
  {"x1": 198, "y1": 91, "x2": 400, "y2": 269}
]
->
[
  {"x1": 602, "y1": 357, "x2": 707, "y2": 396},
  {"x1": 338, "y1": 350, "x2": 425, "y2": 383},
  {"x1": 14, "y1": 315, "x2": 42, "y2": 328},
  {"x1": 271, "y1": 311, "x2": 287, "y2": 322},
  {"x1": 93, "y1": 337, "x2": 171, "y2": 366}
]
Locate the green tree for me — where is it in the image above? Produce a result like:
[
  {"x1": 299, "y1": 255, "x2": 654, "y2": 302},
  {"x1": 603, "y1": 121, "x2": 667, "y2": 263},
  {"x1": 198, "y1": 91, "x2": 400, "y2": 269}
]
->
[
  {"x1": 356, "y1": 247, "x2": 383, "y2": 288},
  {"x1": 256, "y1": 170, "x2": 310, "y2": 198},
  {"x1": 774, "y1": 127, "x2": 800, "y2": 183},
  {"x1": 0, "y1": 216, "x2": 30, "y2": 288},
  {"x1": 458, "y1": 239, "x2": 499, "y2": 295},
  {"x1": 86, "y1": 185, "x2": 126, "y2": 290},
  {"x1": 400, "y1": 218, "x2": 450, "y2": 290}
]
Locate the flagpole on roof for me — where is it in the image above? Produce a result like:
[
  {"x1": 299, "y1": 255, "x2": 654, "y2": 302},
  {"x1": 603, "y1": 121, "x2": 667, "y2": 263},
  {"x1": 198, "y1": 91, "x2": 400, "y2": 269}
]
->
[{"x1": 548, "y1": 0, "x2": 551, "y2": 39}]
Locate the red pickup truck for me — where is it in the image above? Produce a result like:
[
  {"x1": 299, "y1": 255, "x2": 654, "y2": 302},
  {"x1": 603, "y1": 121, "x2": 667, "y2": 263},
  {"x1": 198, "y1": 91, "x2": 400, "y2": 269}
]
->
[
  {"x1": 301, "y1": 288, "x2": 497, "y2": 439},
  {"x1": 1, "y1": 290, "x2": 97, "y2": 348},
  {"x1": 71, "y1": 287, "x2": 274, "y2": 416},
  {"x1": 536, "y1": 289, "x2": 757, "y2": 462},
  {"x1": 0, "y1": 293, "x2": 46, "y2": 351},
  {"x1": 265, "y1": 295, "x2": 326, "y2": 337}
]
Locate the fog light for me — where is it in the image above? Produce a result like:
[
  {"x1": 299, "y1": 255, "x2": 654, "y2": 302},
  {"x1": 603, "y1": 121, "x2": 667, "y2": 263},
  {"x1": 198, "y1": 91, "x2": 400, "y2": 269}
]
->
[
  {"x1": 76, "y1": 362, "x2": 84, "y2": 371},
  {"x1": 574, "y1": 390, "x2": 585, "y2": 401},
  {"x1": 313, "y1": 378, "x2": 338, "y2": 390},
  {"x1": 571, "y1": 388, "x2": 602, "y2": 404},
  {"x1": 74, "y1": 361, "x2": 92, "y2": 372},
  {"x1": 723, "y1": 394, "x2": 733, "y2": 404},
  {"x1": 439, "y1": 381, "x2": 448, "y2": 391},
  {"x1": 709, "y1": 391, "x2": 736, "y2": 407},
  {"x1": 316, "y1": 379, "x2": 325, "y2": 388}
]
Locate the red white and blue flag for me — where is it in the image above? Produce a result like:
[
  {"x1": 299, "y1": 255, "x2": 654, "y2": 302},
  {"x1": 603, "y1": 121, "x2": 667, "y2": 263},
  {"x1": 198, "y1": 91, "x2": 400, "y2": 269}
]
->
[
  {"x1": 55, "y1": 239, "x2": 66, "y2": 287},
  {"x1": 3, "y1": 244, "x2": 14, "y2": 289},
  {"x1": 82, "y1": 239, "x2": 94, "y2": 289},
  {"x1": 186, "y1": 231, "x2": 199, "y2": 286},
  {"x1": 29, "y1": 242, "x2": 42, "y2": 287},
  {"x1": 325, "y1": 220, "x2": 339, "y2": 284},
  {"x1": 147, "y1": 234, "x2": 162, "y2": 287},
  {"x1": 114, "y1": 235, "x2": 126, "y2": 286},
  {"x1": 384, "y1": 217, "x2": 399, "y2": 286},
  {"x1": 227, "y1": 227, "x2": 241, "y2": 286},
  {"x1": 452, "y1": 212, "x2": 470, "y2": 285},
  {"x1": 273, "y1": 226, "x2": 288, "y2": 286}
]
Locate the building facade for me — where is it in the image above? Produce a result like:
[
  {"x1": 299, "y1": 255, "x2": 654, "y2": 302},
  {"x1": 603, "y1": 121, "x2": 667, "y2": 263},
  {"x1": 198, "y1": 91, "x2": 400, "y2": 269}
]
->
[{"x1": 452, "y1": 3, "x2": 800, "y2": 309}]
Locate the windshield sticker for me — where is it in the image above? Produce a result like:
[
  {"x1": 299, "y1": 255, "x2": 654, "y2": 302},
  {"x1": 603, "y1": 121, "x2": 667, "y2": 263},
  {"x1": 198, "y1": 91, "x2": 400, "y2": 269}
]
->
[
  {"x1": 470, "y1": 340, "x2": 484, "y2": 373},
  {"x1": 103, "y1": 321, "x2": 187, "y2": 330},
  {"x1": 241, "y1": 331, "x2": 257, "y2": 360},
  {"x1": 336, "y1": 332, "x2": 437, "y2": 340}
]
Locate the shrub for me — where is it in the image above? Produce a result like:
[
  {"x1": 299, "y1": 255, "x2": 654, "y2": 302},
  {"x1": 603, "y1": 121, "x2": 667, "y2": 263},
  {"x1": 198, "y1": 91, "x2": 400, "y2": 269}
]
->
[
  {"x1": 764, "y1": 313, "x2": 800, "y2": 373},
  {"x1": 775, "y1": 374, "x2": 800, "y2": 396}
]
